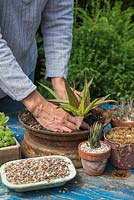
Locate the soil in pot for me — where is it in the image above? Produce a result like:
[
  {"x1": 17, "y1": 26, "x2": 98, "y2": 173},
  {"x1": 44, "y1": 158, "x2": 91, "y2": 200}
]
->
[
  {"x1": 78, "y1": 141, "x2": 111, "y2": 175},
  {"x1": 83, "y1": 106, "x2": 111, "y2": 128},
  {"x1": 104, "y1": 127, "x2": 134, "y2": 169},
  {"x1": 20, "y1": 107, "x2": 111, "y2": 131}
]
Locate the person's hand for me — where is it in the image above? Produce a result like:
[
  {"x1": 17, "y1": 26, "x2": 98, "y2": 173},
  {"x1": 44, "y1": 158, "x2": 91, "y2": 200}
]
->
[
  {"x1": 22, "y1": 90, "x2": 89, "y2": 132},
  {"x1": 51, "y1": 77, "x2": 89, "y2": 130}
]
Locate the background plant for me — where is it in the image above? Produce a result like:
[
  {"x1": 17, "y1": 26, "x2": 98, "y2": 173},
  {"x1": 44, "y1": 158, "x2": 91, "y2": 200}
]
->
[
  {"x1": 68, "y1": 0, "x2": 134, "y2": 100},
  {"x1": 36, "y1": 0, "x2": 134, "y2": 101}
]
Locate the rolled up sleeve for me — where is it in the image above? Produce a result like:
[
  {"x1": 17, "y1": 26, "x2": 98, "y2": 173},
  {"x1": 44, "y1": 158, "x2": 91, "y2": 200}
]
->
[
  {"x1": 0, "y1": 29, "x2": 36, "y2": 101},
  {"x1": 41, "y1": 0, "x2": 74, "y2": 80}
]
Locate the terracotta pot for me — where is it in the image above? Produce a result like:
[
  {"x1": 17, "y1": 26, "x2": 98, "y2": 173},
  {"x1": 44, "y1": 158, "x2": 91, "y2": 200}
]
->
[
  {"x1": 111, "y1": 118, "x2": 134, "y2": 128},
  {"x1": 78, "y1": 141, "x2": 111, "y2": 175},
  {"x1": 19, "y1": 114, "x2": 89, "y2": 168},
  {"x1": 104, "y1": 127, "x2": 134, "y2": 169},
  {"x1": 18, "y1": 107, "x2": 111, "y2": 168}
]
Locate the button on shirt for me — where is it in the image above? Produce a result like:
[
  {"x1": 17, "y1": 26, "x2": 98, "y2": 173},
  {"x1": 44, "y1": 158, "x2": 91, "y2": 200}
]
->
[{"x1": 0, "y1": 0, "x2": 73, "y2": 101}]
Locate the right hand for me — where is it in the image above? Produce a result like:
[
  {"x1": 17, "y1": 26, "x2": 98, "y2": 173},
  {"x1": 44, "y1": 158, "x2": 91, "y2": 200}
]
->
[{"x1": 22, "y1": 90, "x2": 89, "y2": 132}]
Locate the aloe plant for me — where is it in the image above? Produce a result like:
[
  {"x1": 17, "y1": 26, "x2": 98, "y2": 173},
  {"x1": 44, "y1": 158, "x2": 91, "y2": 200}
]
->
[
  {"x1": 39, "y1": 78, "x2": 115, "y2": 117},
  {"x1": 88, "y1": 122, "x2": 103, "y2": 148}
]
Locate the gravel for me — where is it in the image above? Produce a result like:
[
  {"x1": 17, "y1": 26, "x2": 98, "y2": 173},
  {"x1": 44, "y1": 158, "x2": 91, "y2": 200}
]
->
[
  {"x1": 5, "y1": 157, "x2": 70, "y2": 185},
  {"x1": 80, "y1": 142, "x2": 110, "y2": 153}
]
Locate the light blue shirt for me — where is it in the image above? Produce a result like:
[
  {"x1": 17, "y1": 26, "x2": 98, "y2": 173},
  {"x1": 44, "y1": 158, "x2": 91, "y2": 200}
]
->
[{"x1": 0, "y1": 0, "x2": 73, "y2": 101}]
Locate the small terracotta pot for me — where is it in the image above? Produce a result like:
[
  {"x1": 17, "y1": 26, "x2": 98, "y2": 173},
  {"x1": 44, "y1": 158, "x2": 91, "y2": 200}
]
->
[
  {"x1": 78, "y1": 141, "x2": 111, "y2": 176},
  {"x1": 111, "y1": 118, "x2": 134, "y2": 128},
  {"x1": 104, "y1": 127, "x2": 134, "y2": 169}
]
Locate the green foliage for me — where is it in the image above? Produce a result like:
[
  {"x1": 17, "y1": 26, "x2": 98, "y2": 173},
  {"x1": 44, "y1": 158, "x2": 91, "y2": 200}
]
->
[
  {"x1": 88, "y1": 122, "x2": 103, "y2": 148},
  {"x1": 0, "y1": 112, "x2": 9, "y2": 126},
  {"x1": 36, "y1": 0, "x2": 134, "y2": 101},
  {"x1": 39, "y1": 78, "x2": 115, "y2": 116},
  {"x1": 0, "y1": 113, "x2": 16, "y2": 148},
  {"x1": 68, "y1": 0, "x2": 134, "y2": 100},
  {"x1": 0, "y1": 127, "x2": 16, "y2": 148}
]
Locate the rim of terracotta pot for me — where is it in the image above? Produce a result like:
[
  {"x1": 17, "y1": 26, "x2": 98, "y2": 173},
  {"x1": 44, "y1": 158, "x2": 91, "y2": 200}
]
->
[
  {"x1": 78, "y1": 140, "x2": 111, "y2": 161},
  {"x1": 104, "y1": 127, "x2": 134, "y2": 146},
  {"x1": 18, "y1": 106, "x2": 111, "y2": 136},
  {"x1": 111, "y1": 118, "x2": 134, "y2": 127},
  {"x1": 18, "y1": 112, "x2": 90, "y2": 137}
]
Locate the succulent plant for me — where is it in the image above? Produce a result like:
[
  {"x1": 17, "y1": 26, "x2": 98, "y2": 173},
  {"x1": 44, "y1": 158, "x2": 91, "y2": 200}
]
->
[
  {"x1": 39, "y1": 78, "x2": 116, "y2": 117},
  {"x1": 88, "y1": 122, "x2": 103, "y2": 148},
  {"x1": 112, "y1": 98, "x2": 134, "y2": 121},
  {"x1": 0, "y1": 112, "x2": 9, "y2": 126},
  {"x1": 0, "y1": 113, "x2": 16, "y2": 148}
]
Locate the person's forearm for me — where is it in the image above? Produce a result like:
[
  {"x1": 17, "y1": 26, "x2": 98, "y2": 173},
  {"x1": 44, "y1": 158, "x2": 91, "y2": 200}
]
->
[
  {"x1": 51, "y1": 77, "x2": 66, "y2": 100},
  {"x1": 22, "y1": 90, "x2": 47, "y2": 115},
  {"x1": 0, "y1": 29, "x2": 36, "y2": 101}
]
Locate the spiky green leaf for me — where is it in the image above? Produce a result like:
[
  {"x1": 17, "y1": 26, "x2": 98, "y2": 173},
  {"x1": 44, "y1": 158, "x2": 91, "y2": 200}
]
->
[
  {"x1": 83, "y1": 98, "x2": 100, "y2": 116},
  {"x1": 84, "y1": 78, "x2": 93, "y2": 108},
  {"x1": 38, "y1": 82, "x2": 60, "y2": 99},
  {"x1": 64, "y1": 80, "x2": 79, "y2": 108},
  {"x1": 60, "y1": 103, "x2": 80, "y2": 115}
]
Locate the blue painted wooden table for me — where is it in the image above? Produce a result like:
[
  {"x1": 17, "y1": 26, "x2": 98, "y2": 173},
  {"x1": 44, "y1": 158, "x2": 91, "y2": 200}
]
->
[{"x1": 0, "y1": 112, "x2": 134, "y2": 200}]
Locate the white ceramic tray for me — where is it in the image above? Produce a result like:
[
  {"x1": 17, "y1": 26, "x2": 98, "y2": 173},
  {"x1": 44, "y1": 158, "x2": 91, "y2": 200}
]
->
[{"x1": 0, "y1": 155, "x2": 76, "y2": 192}]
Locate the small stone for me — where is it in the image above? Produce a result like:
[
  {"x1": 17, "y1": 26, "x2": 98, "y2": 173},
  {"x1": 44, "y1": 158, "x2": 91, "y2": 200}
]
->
[
  {"x1": 5, "y1": 157, "x2": 70, "y2": 185},
  {"x1": 80, "y1": 142, "x2": 110, "y2": 153}
]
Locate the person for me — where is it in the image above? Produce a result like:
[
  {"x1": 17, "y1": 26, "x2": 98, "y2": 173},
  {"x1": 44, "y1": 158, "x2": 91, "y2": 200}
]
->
[{"x1": 0, "y1": 0, "x2": 88, "y2": 132}]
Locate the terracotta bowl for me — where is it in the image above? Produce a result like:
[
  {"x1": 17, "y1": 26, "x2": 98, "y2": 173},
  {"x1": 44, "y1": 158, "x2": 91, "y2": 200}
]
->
[{"x1": 18, "y1": 107, "x2": 111, "y2": 168}]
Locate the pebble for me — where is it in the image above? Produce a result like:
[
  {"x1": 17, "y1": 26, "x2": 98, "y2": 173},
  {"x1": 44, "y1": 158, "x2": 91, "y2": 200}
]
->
[
  {"x1": 5, "y1": 157, "x2": 70, "y2": 185},
  {"x1": 80, "y1": 142, "x2": 110, "y2": 153}
]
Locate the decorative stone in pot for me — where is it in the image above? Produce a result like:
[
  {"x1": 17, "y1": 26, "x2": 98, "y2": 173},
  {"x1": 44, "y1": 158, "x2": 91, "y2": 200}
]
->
[
  {"x1": 78, "y1": 123, "x2": 111, "y2": 175},
  {"x1": 104, "y1": 127, "x2": 134, "y2": 169}
]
